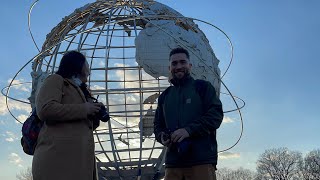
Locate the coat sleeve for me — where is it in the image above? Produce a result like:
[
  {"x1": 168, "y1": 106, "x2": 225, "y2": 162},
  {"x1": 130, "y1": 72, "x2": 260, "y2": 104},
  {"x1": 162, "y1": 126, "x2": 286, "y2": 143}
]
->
[
  {"x1": 153, "y1": 93, "x2": 167, "y2": 143},
  {"x1": 35, "y1": 74, "x2": 87, "y2": 123},
  {"x1": 185, "y1": 82, "x2": 223, "y2": 137}
]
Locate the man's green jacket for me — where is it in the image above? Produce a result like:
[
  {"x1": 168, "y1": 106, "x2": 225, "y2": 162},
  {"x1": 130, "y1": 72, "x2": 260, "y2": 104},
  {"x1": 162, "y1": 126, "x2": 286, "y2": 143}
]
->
[{"x1": 154, "y1": 76, "x2": 223, "y2": 167}]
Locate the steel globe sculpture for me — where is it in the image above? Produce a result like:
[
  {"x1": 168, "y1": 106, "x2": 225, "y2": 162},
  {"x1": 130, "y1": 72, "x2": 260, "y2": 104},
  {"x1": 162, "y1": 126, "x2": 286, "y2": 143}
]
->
[{"x1": 3, "y1": 0, "x2": 245, "y2": 179}]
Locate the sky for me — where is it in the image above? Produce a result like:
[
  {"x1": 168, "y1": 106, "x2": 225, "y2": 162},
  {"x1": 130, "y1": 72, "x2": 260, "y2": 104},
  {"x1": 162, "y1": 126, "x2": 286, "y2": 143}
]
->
[{"x1": 1, "y1": 0, "x2": 320, "y2": 179}]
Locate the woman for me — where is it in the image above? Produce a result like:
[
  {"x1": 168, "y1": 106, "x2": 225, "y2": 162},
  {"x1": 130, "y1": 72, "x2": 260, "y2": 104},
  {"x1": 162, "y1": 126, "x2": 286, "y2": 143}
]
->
[{"x1": 32, "y1": 51, "x2": 103, "y2": 180}]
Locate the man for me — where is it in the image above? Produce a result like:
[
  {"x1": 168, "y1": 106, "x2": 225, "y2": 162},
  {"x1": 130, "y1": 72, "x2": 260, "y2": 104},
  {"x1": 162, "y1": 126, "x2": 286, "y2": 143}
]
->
[{"x1": 154, "y1": 47, "x2": 223, "y2": 180}]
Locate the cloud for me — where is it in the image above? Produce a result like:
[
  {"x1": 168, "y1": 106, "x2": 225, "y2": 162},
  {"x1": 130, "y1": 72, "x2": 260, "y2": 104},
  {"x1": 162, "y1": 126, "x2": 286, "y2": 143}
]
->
[
  {"x1": 5, "y1": 137, "x2": 14, "y2": 142},
  {"x1": 107, "y1": 63, "x2": 159, "y2": 113},
  {"x1": 10, "y1": 100, "x2": 31, "y2": 113},
  {"x1": 89, "y1": 63, "x2": 165, "y2": 140},
  {"x1": 0, "y1": 78, "x2": 32, "y2": 118},
  {"x1": 0, "y1": 95, "x2": 8, "y2": 115},
  {"x1": 17, "y1": 114, "x2": 29, "y2": 123},
  {"x1": 0, "y1": 95, "x2": 31, "y2": 116},
  {"x1": 116, "y1": 137, "x2": 141, "y2": 149},
  {"x1": 90, "y1": 85, "x2": 105, "y2": 90},
  {"x1": 7, "y1": 78, "x2": 31, "y2": 92},
  {"x1": 219, "y1": 152, "x2": 241, "y2": 160},
  {"x1": 114, "y1": 63, "x2": 159, "y2": 89},
  {"x1": 223, "y1": 116, "x2": 235, "y2": 124},
  {"x1": 4, "y1": 131, "x2": 19, "y2": 142},
  {"x1": 8, "y1": 153, "x2": 23, "y2": 167},
  {"x1": 98, "y1": 61, "x2": 105, "y2": 67}
]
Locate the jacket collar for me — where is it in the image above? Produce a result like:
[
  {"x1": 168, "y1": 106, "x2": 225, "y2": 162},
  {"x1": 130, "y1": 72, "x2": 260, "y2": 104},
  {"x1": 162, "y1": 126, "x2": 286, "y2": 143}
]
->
[
  {"x1": 170, "y1": 74, "x2": 193, "y2": 87},
  {"x1": 64, "y1": 78, "x2": 87, "y2": 102}
]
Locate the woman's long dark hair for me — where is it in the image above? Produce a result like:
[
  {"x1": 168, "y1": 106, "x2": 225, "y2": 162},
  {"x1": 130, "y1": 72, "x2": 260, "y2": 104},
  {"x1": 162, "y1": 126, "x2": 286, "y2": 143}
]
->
[{"x1": 56, "y1": 51, "x2": 86, "y2": 78}]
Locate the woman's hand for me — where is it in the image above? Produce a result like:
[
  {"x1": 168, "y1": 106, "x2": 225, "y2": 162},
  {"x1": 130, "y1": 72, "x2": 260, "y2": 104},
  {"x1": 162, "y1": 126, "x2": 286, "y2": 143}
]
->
[{"x1": 85, "y1": 102, "x2": 101, "y2": 116}]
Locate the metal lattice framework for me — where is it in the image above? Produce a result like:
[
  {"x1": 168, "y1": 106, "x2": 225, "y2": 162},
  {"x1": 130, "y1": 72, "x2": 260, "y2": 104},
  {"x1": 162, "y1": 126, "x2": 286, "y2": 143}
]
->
[
  {"x1": 30, "y1": 1, "x2": 176, "y2": 179},
  {"x1": 2, "y1": 0, "x2": 246, "y2": 180}
]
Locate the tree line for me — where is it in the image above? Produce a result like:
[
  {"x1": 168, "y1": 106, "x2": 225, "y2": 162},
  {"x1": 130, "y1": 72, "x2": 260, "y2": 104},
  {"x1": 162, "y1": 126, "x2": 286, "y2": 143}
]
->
[
  {"x1": 17, "y1": 147, "x2": 320, "y2": 180},
  {"x1": 216, "y1": 147, "x2": 320, "y2": 180}
]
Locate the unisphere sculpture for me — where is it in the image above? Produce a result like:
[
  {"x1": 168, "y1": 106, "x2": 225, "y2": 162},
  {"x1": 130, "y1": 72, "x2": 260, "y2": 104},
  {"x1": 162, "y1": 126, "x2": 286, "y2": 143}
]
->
[{"x1": 3, "y1": 0, "x2": 245, "y2": 180}]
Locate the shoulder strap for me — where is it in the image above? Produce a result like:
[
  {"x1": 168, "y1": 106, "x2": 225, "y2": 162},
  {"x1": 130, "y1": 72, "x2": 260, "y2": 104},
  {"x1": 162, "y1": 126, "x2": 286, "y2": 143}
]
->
[
  {"x1": 194, "y1": 79, "x2": 208, "y2": 101},
  {"x1": 195, "y1": 79, "x2": 217, "y2": 137}
]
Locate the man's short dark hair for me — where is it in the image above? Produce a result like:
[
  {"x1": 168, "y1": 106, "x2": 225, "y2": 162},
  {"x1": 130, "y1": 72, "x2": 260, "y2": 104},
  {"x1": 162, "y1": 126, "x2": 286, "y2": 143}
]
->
[
  {"x1": 56, "y1": 51, "x2": 86, "y2": 78},
  {"x1": 169, "y1": 47, "x2": 190, "y2": 60}
]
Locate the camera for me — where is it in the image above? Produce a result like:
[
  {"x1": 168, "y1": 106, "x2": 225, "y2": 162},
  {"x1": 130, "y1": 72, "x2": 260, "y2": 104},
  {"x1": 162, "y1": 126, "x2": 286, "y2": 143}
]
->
[
  {"x1": 163, "y1": 129, "x2": 192, "y2": 156},
  {"x1": 163, "y1": 130, "x2": 171, "y2": 141},
  {"x1": 96, "y1": 103, "x2": 110, "y2": 122},
  {"x1": 92, "y1": 96, "x2": 110, "y2": 122},
  {"x1": 162, "y1": 131, "x2": 171, "y2": 142},
  {"x1": 176, "y1": 138, "x2": 192, "y2": 156}
]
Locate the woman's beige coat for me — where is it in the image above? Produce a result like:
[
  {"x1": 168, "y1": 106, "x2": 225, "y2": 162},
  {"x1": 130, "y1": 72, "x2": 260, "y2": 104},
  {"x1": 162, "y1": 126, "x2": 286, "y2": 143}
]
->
[{"x1": 32, "y1": 74, "x2": 97, "y2": 180}]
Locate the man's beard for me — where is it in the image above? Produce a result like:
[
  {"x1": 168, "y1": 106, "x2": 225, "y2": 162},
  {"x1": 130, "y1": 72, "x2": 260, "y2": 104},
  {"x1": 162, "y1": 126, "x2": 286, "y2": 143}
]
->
[{"x1": 172, "y1": 69, "x2": 190, "y2": 80}]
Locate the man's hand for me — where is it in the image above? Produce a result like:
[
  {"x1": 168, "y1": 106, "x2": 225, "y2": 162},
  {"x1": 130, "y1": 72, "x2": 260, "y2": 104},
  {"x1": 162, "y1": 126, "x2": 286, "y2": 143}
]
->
[
  {"x1": 160, "y1": 132, "x2": 171, "y2": 146},
  {"x1": 171, "y1": 128, "x2": 190, "y2": 143}
]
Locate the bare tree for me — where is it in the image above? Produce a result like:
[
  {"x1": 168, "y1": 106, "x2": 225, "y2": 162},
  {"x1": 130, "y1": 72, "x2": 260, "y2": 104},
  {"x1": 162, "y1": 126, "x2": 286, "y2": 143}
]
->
[
  {"x1": 300, "y1": 149, "x2": 320, "y2": 180},
  {"x1": 216, "y1": 167, "x2": 256, "y2": 180},
  {"x1": 216, "y1": 167, "x2": 233, "y2": 180},
  {"x1": 233, "y1": 167, "x2": 256, "y2": 180},
  {"x1": 256, "y1": 147, "x2": 303, "y2": 180},
  {"x1": 16, "y1": 167, "x2": 33, "y2": 180}
]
